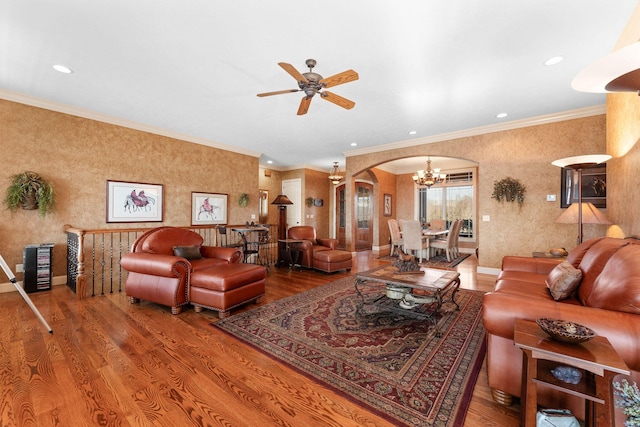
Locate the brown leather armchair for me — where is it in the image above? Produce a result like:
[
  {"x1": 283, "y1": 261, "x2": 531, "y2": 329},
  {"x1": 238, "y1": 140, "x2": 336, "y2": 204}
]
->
[
  {"x1": 287, "y1": 226, "x2": 337, "y2": 268},
  {"x1": 121, "y1": 227, "x2": 241, "y2": 314}
]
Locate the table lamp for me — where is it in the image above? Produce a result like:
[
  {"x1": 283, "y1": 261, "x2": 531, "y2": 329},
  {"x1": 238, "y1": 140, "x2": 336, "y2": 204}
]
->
[
  {"x1": 556, "y1": 202, "x2": 611, "y2": 243},
  {"x1": 552, "y1": 154, "x2": 611, "y2": 243}
]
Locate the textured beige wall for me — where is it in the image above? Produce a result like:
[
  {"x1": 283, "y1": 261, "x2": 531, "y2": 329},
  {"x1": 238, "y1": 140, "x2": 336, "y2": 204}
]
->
[
  {"x1": 372, "y1": 168, "x2": 397, "y2": 250},
  {"x1": 0, "y1": 100, "x2": 260, "y2": 278},
  {"x1": 606, "y1": 89, "x2": 640, "y2": 238},
  {"x1": 0, "y1": 98, "x2": 615, "y2": 275},
  {"x1": 347, "y1": 115, "x2": 607, "y2": 268},
  {"x1": 303, "y1": 169, "x2": 331, "y2": 238},
  {"x1": 598, "y1": 4, "x2": 640, "y2": 239}
]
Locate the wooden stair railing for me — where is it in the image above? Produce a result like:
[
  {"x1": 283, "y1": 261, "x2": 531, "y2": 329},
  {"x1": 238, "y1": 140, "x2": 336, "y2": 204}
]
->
[{"x1": 64, "y1": 224, "x2": 277, "y2": 299}]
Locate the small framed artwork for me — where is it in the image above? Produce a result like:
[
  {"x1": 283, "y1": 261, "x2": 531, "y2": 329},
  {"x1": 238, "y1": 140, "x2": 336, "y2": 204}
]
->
[
  {"x1": 191, "y1": 192, "x2": 228, "y2": 225},
  {"x1": 106, "y1": 180, "x2": 163, "y2": 223},
  {"x1": 560, "y1": 165, "x2": 606, "y2": 208},
  {"x1": 383, "y1": 193, "x2": 392, "y2": 217},
  {"x1": 313, "y1": 198, "x2": 323, "y2": 207}
]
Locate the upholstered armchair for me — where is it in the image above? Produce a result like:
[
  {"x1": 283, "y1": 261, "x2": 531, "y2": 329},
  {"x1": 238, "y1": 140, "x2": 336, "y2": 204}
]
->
[
  {"x1": 287, "y1": 226, "x2": 337, "y2": 268},
  {"x1": 121, "y1": 227, "x2": 241, "y2": 314}
]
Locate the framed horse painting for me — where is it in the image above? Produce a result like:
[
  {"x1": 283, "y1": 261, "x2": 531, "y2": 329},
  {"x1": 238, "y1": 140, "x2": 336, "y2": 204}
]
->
[
  {"x1": 191, "y1": 192, "x2": 228, "y2": 225},
  {"x1": 106, "y1": 180, "x2": 163, "y2": 223}
]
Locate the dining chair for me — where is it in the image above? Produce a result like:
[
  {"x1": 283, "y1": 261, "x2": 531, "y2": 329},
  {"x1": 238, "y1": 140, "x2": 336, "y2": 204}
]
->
[
  {"x1": 242, "y1": 227, "x2": 270, "y2": 268},
  {"x1": 217, "y1": 225, "x2": 243, "y2": 249},
  {"x1": 400, "y1": 220, "x2": 429, "y2": 263},
  {"x1": 429, "y1": 219, "x2": 446, "y2": 231},
  {"x1": 450, "y1": 219, "x2": 463, "y2": 259},
  {"x1": 388, "y1": 219, "x2": 404, "y2": 256},
  {"x1": 430, "y1": 219, "x2": 460, "y2": 262}
]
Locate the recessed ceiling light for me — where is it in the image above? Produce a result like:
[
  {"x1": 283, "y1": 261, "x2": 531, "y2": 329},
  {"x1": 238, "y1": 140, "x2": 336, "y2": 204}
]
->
[
  {"x1": 408, "y1": 130, "x2": 417, "y2": 135},
  {"x1": 496, "y1": 113, "x2": 508, "y2": 119},
  {"x1": 544, "y1": 56, "x2": 564, "y2": 66},
  {"x1": 267, "y1": 160, "x2": 273, "y2": 164},
  {"x1": 350, "y1": 142, "x2": 358, "y2": 147},
  {"x1": 52, "y1": 64, "x2": 73, "y2": 74}
]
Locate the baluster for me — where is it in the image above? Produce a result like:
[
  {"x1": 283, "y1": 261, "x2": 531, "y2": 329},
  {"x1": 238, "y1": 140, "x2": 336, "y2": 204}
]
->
[
  {"x1": 91, "y1": 236, "x2": 96, "y2": 297},
  {"x1": 100, "y1": 235, "x2": 106, "y2": 295}
]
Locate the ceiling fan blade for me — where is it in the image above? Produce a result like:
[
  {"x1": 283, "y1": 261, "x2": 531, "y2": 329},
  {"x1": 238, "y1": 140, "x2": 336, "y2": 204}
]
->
[
  {"x1": 319, "y1": 69, "x2": 359, "y2": 88},
  {"x1": 297, "y1": 96, "x2": 312, "y2": 115},
  {"x1": 257, "y1": 89, "x2": 300, "y2": 97},
  {"x1": 321, "y1": 91, "x2": 355, "y2": 110},
  {"x1": 279, "y1": 62, "x2": 309, "y2": 84}
]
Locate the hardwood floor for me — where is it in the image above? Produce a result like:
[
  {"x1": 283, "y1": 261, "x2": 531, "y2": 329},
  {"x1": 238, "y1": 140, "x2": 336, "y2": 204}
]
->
[{"x1": 0, "y1": 253, "x2": 520, "y2": 426}]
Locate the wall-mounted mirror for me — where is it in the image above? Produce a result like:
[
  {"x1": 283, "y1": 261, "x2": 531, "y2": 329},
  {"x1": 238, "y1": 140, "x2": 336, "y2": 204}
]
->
[{"x1": 259, "y1": 189, "x2": 269, "y2": 223}]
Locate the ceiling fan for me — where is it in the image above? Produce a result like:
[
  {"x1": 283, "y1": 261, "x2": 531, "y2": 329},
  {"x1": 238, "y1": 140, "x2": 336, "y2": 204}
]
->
[{"x1": 257, "y1": 59, "x2": 359, "y2": 115}]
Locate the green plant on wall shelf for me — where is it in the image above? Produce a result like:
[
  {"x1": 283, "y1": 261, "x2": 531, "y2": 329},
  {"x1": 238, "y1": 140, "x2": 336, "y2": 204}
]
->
[
  {"x1": 491, "y1": 177, "x2": 526, "y2": 208},
  {"x1": 4, "y1": 171, "x2": 55, "y2": 217},
  {"x1": 238, "y1": 193, "x2": 249, "y2": 208}
]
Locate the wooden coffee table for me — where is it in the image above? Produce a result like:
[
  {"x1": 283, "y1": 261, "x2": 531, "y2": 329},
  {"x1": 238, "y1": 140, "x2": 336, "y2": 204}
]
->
[
  {"x1": 354, "y1": 264, "x2": 460, "y2": 336},
  {"x1": 514, "y1": 319, "x2": 630, "y2": 427}
]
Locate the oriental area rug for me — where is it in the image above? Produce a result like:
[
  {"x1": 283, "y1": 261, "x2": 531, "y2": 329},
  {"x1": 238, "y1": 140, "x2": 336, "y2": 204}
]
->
[{"x1": 214, "y1": 276, "x2": 486, "y2": 427}]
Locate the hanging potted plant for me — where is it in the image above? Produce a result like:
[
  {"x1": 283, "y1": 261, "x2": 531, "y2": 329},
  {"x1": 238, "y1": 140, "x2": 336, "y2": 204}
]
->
[
  {"x1": 238, "y1": 193, "x2": 249, "y2": 208},
  {"x1": 4, "y1": 171, "x2": 55, "y2": 217},
  {"x1": 491, "y1": 177, "x2": 526, "y2": 208}
]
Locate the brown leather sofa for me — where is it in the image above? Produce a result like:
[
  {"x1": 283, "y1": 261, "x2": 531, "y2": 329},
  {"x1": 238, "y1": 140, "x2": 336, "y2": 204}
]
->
[
  {"x1": 121, "y1": 227, "x2": 265, "y2": 316},
  {"x1": 482, "y1": 237, "x2": 640, "y2": 417},
  {"x1": 287, "y1": 226, "x2": 352, "y2": 273}
]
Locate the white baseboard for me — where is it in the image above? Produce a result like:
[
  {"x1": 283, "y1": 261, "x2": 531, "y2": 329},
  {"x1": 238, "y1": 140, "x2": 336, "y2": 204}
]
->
[
  {"x1": 0, "y1": 275, "x2": 67, "y2": 294},
  {"x1": 477, "y1": 266, "x2": 500, "y2": 276}
]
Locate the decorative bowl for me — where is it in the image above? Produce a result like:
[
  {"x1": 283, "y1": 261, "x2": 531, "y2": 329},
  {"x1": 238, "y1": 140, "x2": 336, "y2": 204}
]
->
[
  {"x1": 549, "y1": 247, "x2": 568, "y2": 257},
  {"x1": 536, "y1": 318, "x2": 596, "y2": 344},
  {"x1": 386, "y1": 285, "x2": 410, "y2": 300}
]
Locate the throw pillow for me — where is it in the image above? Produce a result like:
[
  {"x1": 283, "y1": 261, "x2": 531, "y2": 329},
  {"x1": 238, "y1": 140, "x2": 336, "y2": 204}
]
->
[
  {"x1": 545, "y1": 261, "x2": 582, "y2": 300},
  {"x1": 172, "y1": 245, "x2": 202, "y2": 260}
]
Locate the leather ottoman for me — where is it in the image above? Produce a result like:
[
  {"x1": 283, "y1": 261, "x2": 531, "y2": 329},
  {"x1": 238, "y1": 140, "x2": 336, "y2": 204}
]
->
[
  {"x1": 189, "y1": 263, "x2": 266, "y2": 318},
  {"x1": 313, "y1": 250, "x2": 352, "y2": 273}
]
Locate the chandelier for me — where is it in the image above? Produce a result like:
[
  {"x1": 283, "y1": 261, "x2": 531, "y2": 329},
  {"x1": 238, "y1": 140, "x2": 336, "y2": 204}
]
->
[
  {"x1": 412, "y1": 158, "x2": 446, "y2": 188},
  {"x1": 328, "y1": 162, "x2": 344, "y2": 184}
]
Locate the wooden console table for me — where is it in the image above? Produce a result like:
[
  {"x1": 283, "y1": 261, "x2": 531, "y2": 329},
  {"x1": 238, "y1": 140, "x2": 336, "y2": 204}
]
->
[{"x1": 514, "y1": 319, "x2": 630, "y2": 427}]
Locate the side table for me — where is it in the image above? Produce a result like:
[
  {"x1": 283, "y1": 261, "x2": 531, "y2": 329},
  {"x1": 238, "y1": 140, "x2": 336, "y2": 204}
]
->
[
  {"x1": 514, "y1": 319, "x2": 630, "y2": 427},
  {"x1": 277, "y1": 239, "x2": 304, "y2": 271}
]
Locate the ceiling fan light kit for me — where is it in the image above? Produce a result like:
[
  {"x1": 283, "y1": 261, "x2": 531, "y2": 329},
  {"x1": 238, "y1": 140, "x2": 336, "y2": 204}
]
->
[{"x1": 257, "y1": 59, "x2": 358, "y2": 115}]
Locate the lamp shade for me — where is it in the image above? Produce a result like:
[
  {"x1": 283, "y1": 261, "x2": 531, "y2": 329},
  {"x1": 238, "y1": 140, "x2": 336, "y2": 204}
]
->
[
  {"x1": 556, "y1": 203, "x2": 611, "y2": 225},
  {"x1": 571, "y1": 41, "x2": 640, "y2": 93},
  {"x1": 551, "y1": 154, "x2": 612, "y2": 169},
  {"x1": 271, "y1": 194, "x2": 293, "y2": 205}
]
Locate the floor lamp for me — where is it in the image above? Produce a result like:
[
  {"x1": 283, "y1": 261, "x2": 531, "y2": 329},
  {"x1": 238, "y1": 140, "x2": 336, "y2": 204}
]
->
[
  {"x1": 552, "y1": 154, "x2": 611, "y2": 244},
  {"x1": 271, "y1": 194, "x2": 293, "y2": 265}
]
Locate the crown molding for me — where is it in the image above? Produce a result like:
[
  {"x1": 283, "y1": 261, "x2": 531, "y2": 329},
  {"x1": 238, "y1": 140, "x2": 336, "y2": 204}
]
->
[
  {"x1": 344, "y1": 105, "x2": 606, "y2": 158},
  {"x1": 260, "y1": 163, "x2": 331, "y2": 173},
  {"x1": 0, "y1": 88, "x2": 262, "y2": 159}
]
